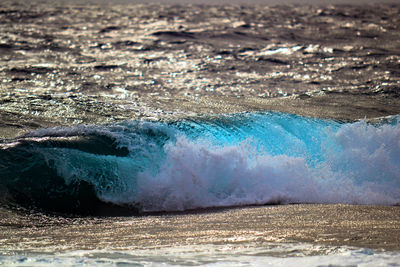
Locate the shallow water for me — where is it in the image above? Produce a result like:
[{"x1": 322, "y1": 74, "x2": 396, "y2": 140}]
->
[
  {"x1": 2, "y1": 245, "x2": 400, "y2": 266},
  {"x1": 1, "y1": 204, "x2": 400, "y2": 265}
]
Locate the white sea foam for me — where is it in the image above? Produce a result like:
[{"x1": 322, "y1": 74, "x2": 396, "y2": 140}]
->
[
  {"x1": 132, "y1": 124, "x2": 400, "y2": 211},
  {"x1": 1, "y1": 244, "x2": 400, "y2": 266},
  {"x1": 103, "y1": 115, "x2": 400, "y2": 211}
]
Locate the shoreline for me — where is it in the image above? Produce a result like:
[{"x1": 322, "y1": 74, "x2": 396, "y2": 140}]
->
[{"x1": 1, "y1": 204, "x2": 399, "y2": 252}]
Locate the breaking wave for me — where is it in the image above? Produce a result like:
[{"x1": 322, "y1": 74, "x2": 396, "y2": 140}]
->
[{"x1": 0, "y1": 112, "x2": 399, "y2": 215}]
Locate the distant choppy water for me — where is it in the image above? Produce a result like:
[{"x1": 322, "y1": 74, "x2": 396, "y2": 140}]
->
[
  {"x1": 0, "y1": 1, "x2": 399, "y2": 99},
  {"x1": 1, "y1": 1, "x2": 400, "y2": 266}
]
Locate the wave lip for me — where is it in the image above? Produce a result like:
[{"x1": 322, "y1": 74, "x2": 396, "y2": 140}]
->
[{"x1": 0, "y1": 112, "x2": 399, "y2": 215}]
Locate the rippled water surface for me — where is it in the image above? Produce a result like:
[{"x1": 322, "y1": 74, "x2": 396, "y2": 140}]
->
[
  {"x1": 0, "y1": 1, "x2": 399, "y2": 132},
  {"x1": 1, "y1": 1, "x2": 400, "y2": 266},
  {"x1": 1, "y1": 1, "x2": 399, "y2": 97}
]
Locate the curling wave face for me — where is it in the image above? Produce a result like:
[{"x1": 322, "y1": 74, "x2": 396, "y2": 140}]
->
[{"x1": 0, "y1": 112, "x2": 399, "y2": 215}]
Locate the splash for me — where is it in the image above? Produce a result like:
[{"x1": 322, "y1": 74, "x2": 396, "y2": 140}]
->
[{"x1": 1, "y1": 112, "x2": 399, "y2": 214}]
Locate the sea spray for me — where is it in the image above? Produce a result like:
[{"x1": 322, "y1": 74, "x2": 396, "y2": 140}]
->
[{"x1": 0, "y1": 112, "x2": 399, "y2": 214}]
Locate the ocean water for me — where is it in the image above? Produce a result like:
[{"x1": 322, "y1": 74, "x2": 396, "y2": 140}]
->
[
  {"x1": 1, "y1": 112, "x2": 400, "y2": 266},
  {"x1": 1, "y1": 0, "x2": 400, "y2": 265},
  {"x1": 1, "y1": 0, "x2": 399, "y2": 122},
  {"x1": 1, "y1": 112, "x2": 400, "y2": 215},
  {"x1": 2, "y1": 244, "x2": 400, "y2": 266}
]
